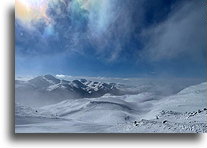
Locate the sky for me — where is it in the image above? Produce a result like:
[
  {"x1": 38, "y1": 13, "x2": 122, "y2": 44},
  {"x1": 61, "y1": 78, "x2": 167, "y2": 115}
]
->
[{"x1": 15, "y1": 0, "x2": 207, "y2": 78}]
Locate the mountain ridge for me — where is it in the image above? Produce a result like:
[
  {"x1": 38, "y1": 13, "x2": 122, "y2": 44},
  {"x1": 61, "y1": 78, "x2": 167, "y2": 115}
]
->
[{"x1": 15, "y1": 74, "x2": 124, "y2": 107}]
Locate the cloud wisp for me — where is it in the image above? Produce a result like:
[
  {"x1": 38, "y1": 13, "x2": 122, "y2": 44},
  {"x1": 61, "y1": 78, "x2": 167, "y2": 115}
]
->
[{"x1": 141, "y1": 0, "x2": 206, "y2": 62}]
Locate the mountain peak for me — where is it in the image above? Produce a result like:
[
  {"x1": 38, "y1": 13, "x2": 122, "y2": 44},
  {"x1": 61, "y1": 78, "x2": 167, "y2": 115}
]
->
[
  {"x1": 44, "y1": 74, "x2": 60, "y2": 84},
  {"x1": 44, "y1": 74, "x2": 55, "y2": 79}
]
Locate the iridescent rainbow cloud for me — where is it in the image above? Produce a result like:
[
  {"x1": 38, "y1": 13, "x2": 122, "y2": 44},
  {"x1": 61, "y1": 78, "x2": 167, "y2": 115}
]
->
[
  {"x1": 15, "y1": 0, "x2": 103, "y2": 23},
  {"x1": 16, "y1": 0, "x2": 49, "y2": 22}
]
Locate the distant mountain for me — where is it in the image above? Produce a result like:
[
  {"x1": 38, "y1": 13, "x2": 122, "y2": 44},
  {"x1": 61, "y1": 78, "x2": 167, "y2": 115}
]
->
[{"x1": 15, "y1": 75, "x2": 123, "y2": 107}]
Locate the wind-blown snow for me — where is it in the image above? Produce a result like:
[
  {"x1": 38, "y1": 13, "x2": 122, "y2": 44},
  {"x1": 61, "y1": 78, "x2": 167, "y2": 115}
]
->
[{"x1": 15, "y1": 76, "x2": 207, "y2": 133}]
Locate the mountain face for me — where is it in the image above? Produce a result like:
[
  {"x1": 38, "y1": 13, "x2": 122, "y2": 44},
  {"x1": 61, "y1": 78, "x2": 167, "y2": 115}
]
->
[{"x1": 15, "y1": 75, "x2": 123, "y2": 107}]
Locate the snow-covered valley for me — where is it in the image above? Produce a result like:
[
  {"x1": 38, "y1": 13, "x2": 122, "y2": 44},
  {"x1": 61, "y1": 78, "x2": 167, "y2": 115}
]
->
[{"x1": 15, "y1": 75, "x2": 207, "y2": 133}]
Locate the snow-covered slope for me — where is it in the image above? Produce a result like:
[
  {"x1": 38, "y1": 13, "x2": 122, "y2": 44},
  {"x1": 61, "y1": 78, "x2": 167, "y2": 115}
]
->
[
  {"x1": 143, "y1": 82, "x2": 207, "y2": 119},
  {"x1": 114, "y1": 109, "x2": 207, "y2": 133},
  {"x1": 39, "y1": 94, "x2": 152, "y2": 124},
  {"x1": 15, "y1": 82, "x2": 207, "y2": 133},
  {"x1": 118, "y1": 82, "x2": 207, "y2": 133}
]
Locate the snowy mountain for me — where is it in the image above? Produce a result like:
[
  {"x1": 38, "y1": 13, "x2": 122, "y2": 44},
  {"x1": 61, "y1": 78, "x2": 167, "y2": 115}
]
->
[
  {"x1": 15, "y1": 82, "x2": 207, "y2": 133},
  {"x1": 15, "y1": 74, "x2": 124, "y2": 107}
]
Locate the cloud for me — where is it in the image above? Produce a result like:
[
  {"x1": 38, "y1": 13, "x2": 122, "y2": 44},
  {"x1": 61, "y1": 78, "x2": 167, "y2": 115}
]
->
[
  {"x1": 16, "y1": 0, "x2": 206, "y2": 67},
  {"x1": 16, "y1": 0, "x2": 146, "y2": 61},
  {"x1": 86, "y1": 0, "x2": 146, "y2": 61},
  {"x1": 16, "y1": 0, "x2": 89, "y2": 56},
  {"x1": 141, "y1": 0, "x2": 206, "y2": 61}
]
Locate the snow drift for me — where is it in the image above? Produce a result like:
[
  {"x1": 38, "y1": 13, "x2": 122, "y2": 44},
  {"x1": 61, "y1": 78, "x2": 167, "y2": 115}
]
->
[{"x1": 15, "y1": 81, "x2": 207, "y2": 133}]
